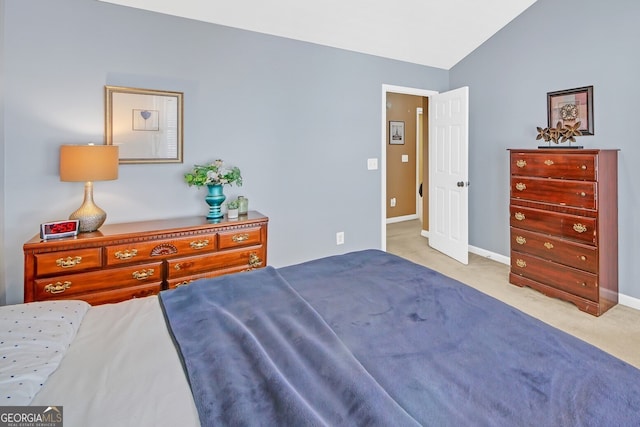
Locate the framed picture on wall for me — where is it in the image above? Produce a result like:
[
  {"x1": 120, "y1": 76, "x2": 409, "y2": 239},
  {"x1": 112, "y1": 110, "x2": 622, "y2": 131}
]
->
[
  {"x1": 389, "y1": 121, "x2": 405, "y2": 145},
  {"x1": 105, "y1": 85, "x2": 184, "y2": 164},
  {"x1": 547, "y1": 86, "x2": 594, "y2": 135}
]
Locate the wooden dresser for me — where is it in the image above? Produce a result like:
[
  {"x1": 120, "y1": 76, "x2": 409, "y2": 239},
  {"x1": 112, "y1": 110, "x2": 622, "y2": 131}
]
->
[
  {"x1": 23, "y1": 212, "x2": 268, "y2": 305},
  {"x1": 508, "y1": 149, "x2": 618, "y2": 316}
]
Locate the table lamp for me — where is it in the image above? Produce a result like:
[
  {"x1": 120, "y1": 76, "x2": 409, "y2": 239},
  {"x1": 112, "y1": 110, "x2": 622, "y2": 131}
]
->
[{"x1": 60, "y1": 144, "x2": 119, "y2": 232}]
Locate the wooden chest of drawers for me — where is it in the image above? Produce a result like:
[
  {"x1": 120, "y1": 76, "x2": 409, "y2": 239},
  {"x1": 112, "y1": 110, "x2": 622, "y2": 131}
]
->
[
  {"x1": 508, "y1": 149, "x2": 618, "y2": 316},
  {"x1": 23, "y1": 212, "x2": 268, "y2": 305}
]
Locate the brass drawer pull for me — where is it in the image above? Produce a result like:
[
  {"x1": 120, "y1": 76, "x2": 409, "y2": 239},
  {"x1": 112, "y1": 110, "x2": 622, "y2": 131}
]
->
[
  {"x1": 189, "y1": 239, "x2": 209, "y2": 249},
  {"x1": 544, "y1": 242, "x2": 554, "y2": 250},
  {"x1": 515, "y1": 236, "x2": 526, "y2": 245},
  {"x1": 232, "y1": 233, "x2": 250, "y2": 243},
  {"x1": 516, "y1": 159, "x2": 527, "y2": 168},
  {"x1": 515, "y1": 182, "x2": 526, "y2": 191},
  {"x1": 514, "y1": 212, "x2": 526, "y2": 221},
  {"x1": 516, "y1": 259, "x2": 527, "y2": 268},
  {"x1": 56, "y1": 256, "x2": 82, "y2": 268},
  {"x1": 44, "y1": 281, "x2": 71, "y2": 294},
  {"x1": 115, "y1": 249, "x2": 138, "y2": 260},
  {"x1": 132, "y1": 269, "x2": 154, "y2": 280},
  {"x1": 581, "y1": 165, "x2": 587, "y2": 170},
  {"x1": 248, "y1": 253, "x2": 263, "y2": 268},
  {"x1": 544, "y1": 159, "x2": 554, "y2": 166},
  {"x1": 173, "y1": 262, "x2": 194, "y2": 271},
  {"x1": 176, "y1": 280, "x2": 194, "y2": 287},
  {"x1": 580, "y1": 255, "x2": 587, "y2": 261},
  {"x1": 573, "y1": 223, "x2": 587, "y2": 233},
  {"x1": 579, "y1": 192, "x2": 586, "y2": 197},
  {"x1": 580, "y1": 282, "x2": 587, "y2": 287}
]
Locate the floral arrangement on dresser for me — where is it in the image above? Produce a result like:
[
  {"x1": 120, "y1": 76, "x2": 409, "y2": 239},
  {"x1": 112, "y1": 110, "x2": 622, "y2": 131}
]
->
[
  {"x1": 184, "y1": 159, "x2": 243, "y2": 187},
  {"x1": 536, "y1": 121, "x2": 582, "y2": 144}
]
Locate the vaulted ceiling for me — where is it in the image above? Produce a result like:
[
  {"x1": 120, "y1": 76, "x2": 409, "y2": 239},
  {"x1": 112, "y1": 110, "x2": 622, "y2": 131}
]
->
[{"x1": 98, "y1": 0, "x2": 538, "y2": 70}]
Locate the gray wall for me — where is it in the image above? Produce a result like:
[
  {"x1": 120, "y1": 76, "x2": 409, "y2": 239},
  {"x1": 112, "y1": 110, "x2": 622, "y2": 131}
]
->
[
  {"x1": 4, "y1": 0, "x2": 639, "y2": 306},
  {"x1": 0, "y1": 0, "x2": 448, "y2": 304},
  {"x1": 450, "y1": 0, "x2": 640, "y2": 300}
]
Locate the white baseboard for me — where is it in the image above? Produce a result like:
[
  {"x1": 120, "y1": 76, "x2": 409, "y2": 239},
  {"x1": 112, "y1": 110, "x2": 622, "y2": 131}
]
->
[
  {"x1": 417, "y1": 231, "x2": 639, "y2": 311},
  {"x1": 386, "y1": 214, "x2": 419, "y2": 224},
  {"x1": 619, "y1": 294, "x2": 640, "y2": 311},
  {"x1": 419, "y1": 230, "x2": 512, "y2": 266},
  {"x1": 469, "y1": 244, "x2": 511, "y2": 265}
]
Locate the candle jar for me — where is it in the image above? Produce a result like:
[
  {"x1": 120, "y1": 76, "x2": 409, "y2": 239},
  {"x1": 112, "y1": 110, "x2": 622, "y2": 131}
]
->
[{"x1": 237, "y1": 196, "x2": 249, "y2": 215}]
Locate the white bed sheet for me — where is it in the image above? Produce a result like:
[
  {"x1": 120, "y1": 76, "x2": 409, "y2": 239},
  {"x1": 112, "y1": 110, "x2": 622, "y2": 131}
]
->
[
  {"x1": 1, "y1": 300, "x2": 89, "y2": 404},
  {"x1": 31, "y1": 296, "x2": 200, "y2": 427}
]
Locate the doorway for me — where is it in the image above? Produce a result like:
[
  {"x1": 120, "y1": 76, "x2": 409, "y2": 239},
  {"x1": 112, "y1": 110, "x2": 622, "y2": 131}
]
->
[
  {"x1": 381, "y1": 85, "x2": 470, "y2": 265},
  {"x1": 380, "y1": 85, "x2": 437, "y2": 251}
]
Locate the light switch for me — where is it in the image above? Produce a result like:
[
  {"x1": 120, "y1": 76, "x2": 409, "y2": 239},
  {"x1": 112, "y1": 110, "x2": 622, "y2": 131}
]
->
[
  {"x1": 401, "y1": 154, "x2": 409, "y2": 163},
  {"x1": 367, "y1": 158, "x2": 378, "y2": 170}
]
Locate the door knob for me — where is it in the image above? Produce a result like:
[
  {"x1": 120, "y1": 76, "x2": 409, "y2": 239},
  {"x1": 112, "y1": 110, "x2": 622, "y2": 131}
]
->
[{"x1": 457, "y1": 181, "x2": 464, "y2": 187}]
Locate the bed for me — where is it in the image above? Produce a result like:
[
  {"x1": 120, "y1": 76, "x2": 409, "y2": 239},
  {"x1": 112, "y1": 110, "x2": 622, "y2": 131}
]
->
[{"x1": 4, "y1": 249, "x2": 640, "y2": 426}]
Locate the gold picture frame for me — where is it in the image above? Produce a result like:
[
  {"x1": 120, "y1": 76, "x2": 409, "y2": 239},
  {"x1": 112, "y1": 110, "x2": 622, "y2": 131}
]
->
[{"x1": 105, "y1": 85, "x2": 184, "y2": 164}]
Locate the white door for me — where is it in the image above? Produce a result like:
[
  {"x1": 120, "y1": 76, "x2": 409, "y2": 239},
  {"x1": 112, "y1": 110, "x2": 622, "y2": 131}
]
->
[{"x1": 428, "y1": 87, "x2": 469, "y2": 264}]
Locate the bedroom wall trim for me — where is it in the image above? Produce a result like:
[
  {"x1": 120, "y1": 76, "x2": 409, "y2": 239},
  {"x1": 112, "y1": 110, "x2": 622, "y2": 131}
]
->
[
  {"x1": 619, "y1": 294, "x2": 640, "y2": 311},
  {"x1": 468, "y1": 244, "x2": 511, "y2": 265},
  {"x1": 386, "y1": 214, "x2": 419, "y2": 224},
  {"x1": 418, "y1": 228, "x2": 510, "y2": 266}
]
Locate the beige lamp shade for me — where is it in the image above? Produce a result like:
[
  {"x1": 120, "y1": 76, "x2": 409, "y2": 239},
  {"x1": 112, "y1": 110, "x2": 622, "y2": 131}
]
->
[
  {"x1": 60, "y1": 144, "x2": 119, "y2": 182},
  {"x1": 59, "y1": 144, "x2": 119, "y2": 232}
]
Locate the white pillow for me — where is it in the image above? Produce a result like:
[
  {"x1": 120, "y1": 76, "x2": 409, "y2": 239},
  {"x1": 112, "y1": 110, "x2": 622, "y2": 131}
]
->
[{"x1": 0, "y1": 300, "x2": 90, "y2": 405}]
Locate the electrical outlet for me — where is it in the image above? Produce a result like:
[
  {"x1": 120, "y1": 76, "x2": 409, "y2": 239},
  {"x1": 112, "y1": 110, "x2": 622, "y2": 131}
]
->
[
  {"x1": 336, "y1": 231, "x2": 345, "y2": 245},
  {"x1": 390, "y1": 198, "x2": 396, "y2": 207}
]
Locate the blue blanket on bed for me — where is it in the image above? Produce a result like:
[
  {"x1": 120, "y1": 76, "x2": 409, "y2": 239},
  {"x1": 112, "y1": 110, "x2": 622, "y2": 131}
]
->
[{"x1": 160, "y1": 250, "x2": 640, "y2": 426}]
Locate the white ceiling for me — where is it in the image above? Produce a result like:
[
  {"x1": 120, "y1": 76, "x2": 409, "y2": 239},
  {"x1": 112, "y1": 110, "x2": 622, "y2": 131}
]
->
[{"x1": 98, "y1": 0, "x2": 538, "y2": 70}]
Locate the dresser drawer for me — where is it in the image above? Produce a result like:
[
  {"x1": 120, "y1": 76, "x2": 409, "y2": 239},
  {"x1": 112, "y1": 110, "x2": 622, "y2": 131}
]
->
[
  {"x1": 510, "y1": 252, "x2": 598, "y2": 302},
  {"x1": 511, "y1": 152, "x2": 596, "y2": 180},
  {"x1": 105, "y1": 233, "x2": 218, "y2": 266},
  {"x1": 511, "y1": 177, "x2": 596, "y2": 209},
  {"x1": 510, "y1": 206, "x2": 596, "y2": 245},
  {"x1": 166, "y1": 265, "x2": 251, "y2": 289},
  {"x1": 167, "y1": 247, "x2": 264, "y2": 279},
  {"x1": 218, "y1": 227, "x2": 263, "y2": 249},
  {"x1": 34, "y1": 248, "x2": 102, "y2": 276},
  {"x1": 48, "y1": 283, "x2": 162, "y2": 305},
  {"x1": 33, "y1": 261, "x2": 163, "y2": 300},
  {"x1": 510, "y1": 228, "x2": 597, "y2": 273}
]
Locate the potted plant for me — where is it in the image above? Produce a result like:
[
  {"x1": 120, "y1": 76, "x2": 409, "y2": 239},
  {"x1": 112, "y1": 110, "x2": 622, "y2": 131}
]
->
[
  {"x1": 226, "y1": 199, "x2": 240, "y2": 219},
  {"x1": 183, "y1": 159, "x2": 242, "y2": 220},
  {"x1": 184, "y1": 159, "x2": 242, "y2": 188}
]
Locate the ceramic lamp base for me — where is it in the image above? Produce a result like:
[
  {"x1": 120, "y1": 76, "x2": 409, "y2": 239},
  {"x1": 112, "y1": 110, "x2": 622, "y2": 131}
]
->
[{"x1": 69, "y1": 181, "x2": 107, "y2": 232}]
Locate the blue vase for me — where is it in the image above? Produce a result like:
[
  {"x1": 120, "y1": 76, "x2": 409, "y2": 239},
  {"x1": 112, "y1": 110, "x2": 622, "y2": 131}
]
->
[{"x1": 205, "y1": 184, "x2": 226, "y2": 220}]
